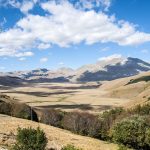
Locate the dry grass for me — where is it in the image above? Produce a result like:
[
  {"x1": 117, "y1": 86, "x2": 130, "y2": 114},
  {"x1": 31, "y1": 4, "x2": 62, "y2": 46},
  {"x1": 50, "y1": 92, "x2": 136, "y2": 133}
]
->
[
  {"x1": 1, "y1": 71, "x2": 150, "y2": 113},
  {"x1": 0, "y1": 114, "x2": 118, "y2": 150},
  {"x1": 0, "y1": 82, "x2": 131, "y2": 113}
]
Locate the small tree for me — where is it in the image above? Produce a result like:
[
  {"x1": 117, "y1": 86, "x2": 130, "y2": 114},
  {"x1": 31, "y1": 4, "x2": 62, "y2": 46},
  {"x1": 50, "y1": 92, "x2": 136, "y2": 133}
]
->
[
  {"x1": 11, "y1": 127, "x2": 47, "y2": 150},
  {"x1": 62, "y1": 144, "x2": 81, "y2": 150}
]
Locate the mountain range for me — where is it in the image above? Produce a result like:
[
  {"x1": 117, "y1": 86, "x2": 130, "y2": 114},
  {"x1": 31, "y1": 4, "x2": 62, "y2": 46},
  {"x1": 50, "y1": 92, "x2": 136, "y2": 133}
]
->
[{"x1": 1, "y1": 56, "x2": 150, "y2": 85}]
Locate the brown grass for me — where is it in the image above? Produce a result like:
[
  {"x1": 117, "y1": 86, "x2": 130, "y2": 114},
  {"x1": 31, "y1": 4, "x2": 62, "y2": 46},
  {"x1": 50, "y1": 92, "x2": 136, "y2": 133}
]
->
[{"x1": 0, "y1": 114, "x2": 118, "y2": 150}]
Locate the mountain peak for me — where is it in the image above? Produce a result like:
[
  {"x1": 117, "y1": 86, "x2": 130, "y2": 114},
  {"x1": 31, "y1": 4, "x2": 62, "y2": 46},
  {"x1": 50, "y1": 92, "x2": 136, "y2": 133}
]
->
[{"x1": 1, "y1": 57, "x2": 150, "y2": 83}]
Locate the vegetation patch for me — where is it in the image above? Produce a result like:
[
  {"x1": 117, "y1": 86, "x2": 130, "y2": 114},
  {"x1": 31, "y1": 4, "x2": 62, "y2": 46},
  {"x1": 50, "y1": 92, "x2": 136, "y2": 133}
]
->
[
  {"x1": 0, "y1": 96, "x2": 38, "y2": 121},
  {"x1": 126, "y1": 76, "x2": 150, "y2": 85},
  {"x1": 62, "y1": 144, "x2": 82, "y2": 150},
  {"x1": 11, "y1": 127, "x2": 47, "y2": 150}
]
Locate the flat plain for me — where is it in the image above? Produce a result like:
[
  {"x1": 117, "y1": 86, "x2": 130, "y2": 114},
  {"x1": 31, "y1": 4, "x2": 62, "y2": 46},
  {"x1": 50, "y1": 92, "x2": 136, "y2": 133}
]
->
[{"x1": 0, "y1": 82, "x2": 131, "y2": 113}]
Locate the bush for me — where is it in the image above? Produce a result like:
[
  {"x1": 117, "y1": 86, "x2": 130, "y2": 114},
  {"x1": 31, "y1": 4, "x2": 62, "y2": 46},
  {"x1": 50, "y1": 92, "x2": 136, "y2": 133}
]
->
[
  {"x1": 0, "y1": 98, "x2": 38, "y2": 121},
  {"x1": 62, "y1": 144, "x2": 81, "y2": 150},
  {"x1": 111, "y1": 116, "x2": 150, "y2": 149},
  {"x1": 131, "y1": 104, "x2": 150, "y2": 115},
  {"x1": 11, "y1": 127, "x2": 47, "y2": 150},
  {"x1": 40, "y1": 109, "x2": 64, "y2": 127},
  {"x1": 117, "y1": 145, "x2": 128, "y2": 150},
  {"x1": 99, "y1": 107, "x2": 124, "y2": 140},
  {"x1": 0, "y1": 101, "x2": 12, "y2": 115},
  {"x1": 62, "y1": 111, "x2": 101, "y2": 137}
]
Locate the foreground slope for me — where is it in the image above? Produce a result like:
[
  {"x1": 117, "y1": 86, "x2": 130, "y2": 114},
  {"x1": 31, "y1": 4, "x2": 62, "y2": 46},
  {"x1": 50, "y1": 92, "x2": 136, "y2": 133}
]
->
[{"x1": 0, "y1": 114, "x2": 118, "y2": 150}]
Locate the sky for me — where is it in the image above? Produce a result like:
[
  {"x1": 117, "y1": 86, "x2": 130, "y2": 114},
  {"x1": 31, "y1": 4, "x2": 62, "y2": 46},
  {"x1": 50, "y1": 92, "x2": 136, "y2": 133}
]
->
[{"x1": 0, "y1": 0, "x2": 150, "y2": 72}]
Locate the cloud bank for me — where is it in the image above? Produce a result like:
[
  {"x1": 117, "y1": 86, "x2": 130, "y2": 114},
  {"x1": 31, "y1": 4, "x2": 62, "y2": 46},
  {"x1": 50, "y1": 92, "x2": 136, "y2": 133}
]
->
[{"x1": 0, "y1": 0, "x2": 150, "y2": 57}]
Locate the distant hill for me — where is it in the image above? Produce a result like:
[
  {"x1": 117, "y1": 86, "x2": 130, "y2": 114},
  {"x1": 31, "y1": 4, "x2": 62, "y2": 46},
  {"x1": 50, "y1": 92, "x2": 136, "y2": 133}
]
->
[
  {"x1": 1, "y1": 57, "x2": 150, "y2": 83},
  {"x1": 0, "y1": 76, "x2": 25, "y2": 86}
]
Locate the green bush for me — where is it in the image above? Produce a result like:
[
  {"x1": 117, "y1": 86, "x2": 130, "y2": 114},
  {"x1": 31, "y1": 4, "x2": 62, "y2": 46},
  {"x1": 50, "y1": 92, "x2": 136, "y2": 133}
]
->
[
  {"x1": 131, "y1": 104, "x2": 150, "y2": 115},
  {"x1": 99, "y1": 107, "x2": 124, "y2": 140},
  {"x1": 11, "y1": 127, "x2": 47, "y2": 150},
  {"x1": 111, "y1": 116, "x2": 150, "y2": 149},
  {"x1": 117, "y1": 145, "x2": 128, "y2": 150},
  {"x1": 62, "y1": 144, "x2": 81, "y2": 150}
]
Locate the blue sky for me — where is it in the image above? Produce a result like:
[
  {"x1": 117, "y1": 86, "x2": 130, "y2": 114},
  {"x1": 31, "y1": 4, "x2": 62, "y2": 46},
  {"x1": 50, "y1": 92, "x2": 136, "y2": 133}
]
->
[{"x1": 0, "y1": 0, "x2": 150, "y2": 71}]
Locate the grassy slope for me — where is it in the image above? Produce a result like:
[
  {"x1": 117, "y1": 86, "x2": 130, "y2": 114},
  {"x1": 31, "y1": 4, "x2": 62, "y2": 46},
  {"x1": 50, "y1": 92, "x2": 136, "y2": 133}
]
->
[
  {"x1": 100, "y1": 71, "x2": 150, "y2": 108},
  {"x1": 0, "y1": 114, "x2": 118, "y2": 150}
]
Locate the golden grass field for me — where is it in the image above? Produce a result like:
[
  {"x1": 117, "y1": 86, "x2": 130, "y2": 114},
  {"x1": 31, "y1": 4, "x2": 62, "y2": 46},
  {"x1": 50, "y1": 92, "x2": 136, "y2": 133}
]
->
[
  {"x1": 0, "y1": 114, "x2": 119, "y2": 150},
  {"x1": 0, "y1": 82, "x2": 132, "y2": 113},
  {"x1": 1, "y1": 71, "x2": 150, "y2": 113},
  {"x1": 1, "y1": 72, "x2": 149, "y2": 149}
]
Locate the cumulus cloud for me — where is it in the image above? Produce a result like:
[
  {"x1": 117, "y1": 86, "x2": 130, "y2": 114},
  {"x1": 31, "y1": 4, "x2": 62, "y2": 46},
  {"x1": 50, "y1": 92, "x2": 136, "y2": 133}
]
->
[
  {"x1": 18, "y1": 57, "x2": 26, "y2": 61},
  {"x1": 0, "y1": 0, "x2": 150, "y2": 57},
  {"x1": 15, "y1": 51, "x2": 34, "y2": 57},
  {"x1": 76, "y1": 0, "x2": 111, "y2": 11},
  {"x1": 20, "y1": 1, "x2": 34, "y2": 14},
  {"x1": 0, "y1": 0, "x2": 36, "y2": 14},
  {"x1": 98, "y1": 54, "x2": 123, "y2": 61},
  {"x1": 0, "y1": 0, "x2": 21, "y2": 8},
  {"x1": 38, "y1": 43, "x2": 51, "y2": 50},
  {"x1": 40, "y1": 57, "x2": 48, "y2": 63}
]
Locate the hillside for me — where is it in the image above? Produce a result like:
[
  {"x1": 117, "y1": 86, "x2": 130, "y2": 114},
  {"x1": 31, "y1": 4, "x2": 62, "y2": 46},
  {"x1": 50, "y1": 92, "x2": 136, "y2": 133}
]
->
[
  {"x1": 100, "y1": 71, "x2": 150, "y2": 108},
  {"x1": 0, "y1": 114, "x2": 118, "y2": 150}
]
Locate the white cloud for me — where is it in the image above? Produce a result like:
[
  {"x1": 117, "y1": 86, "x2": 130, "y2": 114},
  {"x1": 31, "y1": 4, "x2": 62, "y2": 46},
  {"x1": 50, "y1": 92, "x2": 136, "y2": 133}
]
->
[
  {"x1": 100, "y1": 0, "x2": 111, "y2": 11},
  {"x1": 75, "y1": 0, "x2": 111, "y2": 11},
  {"x1": 101, "y1": 47, "x2": 110, "y2": 52},
  {"x1": 2, "y1": 0, "x2": 21, "y2": 8},
  {"x1": 18, "y1": 57, "x2": 26, "y2": 61},
  {"x1": 15, "y1": 52, "x2": 34, "y2": 57},
  {"x1": 0, "y1": 0, "x2": 35, "y2": 14},
  {"x1": 141, "y1": 49, "x2": 149, "y2": 53},
  {"x1": 40, "y1": 57, "x2": 48, "y2": 63},
  {"x1": 38, "y1": 43, "x2": 51, "y2": 50},
  {"x1": 20, "y1": 1, "x2": 34, "y2": 14},
  {"x1": 98, "y1": 54, "x2": 123, "y2": 61},
  {"x1": 0, "y1": 1, "x2": 150, "y2": 57},
  {"x1": 58, "y1": 62, "x2": 64, "y2": 65}
]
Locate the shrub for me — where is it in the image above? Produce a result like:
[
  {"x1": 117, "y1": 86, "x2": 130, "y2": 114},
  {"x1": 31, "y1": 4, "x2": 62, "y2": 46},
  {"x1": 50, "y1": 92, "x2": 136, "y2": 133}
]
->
[
  {"x1": 131, "y1": 104, "x2": 150, "y2": 115},
  {"x1": 0, "y1": 101, "x2": 12, "y2": 115},
  {"x1": 145, "y1": 128, "x2": 150, "y2": 147},
  {"x1": 117, "y1": 145, "x2": 128, "y2": 150},
  {"x1": 111, "y1": 115, "x2": 150, "y2": 149},
  {"x1": 11, "y1": 127, "x2": 47, "y2": 150},
  {"x1": 99, "y1": 107, "x2": 124, "y2": 140},
  {"x1": 62, "y1": 144, "x2": 81, "y2": 150},
  {"x1": 62, "y1": 111, "x2": 101, "y2": 137},
  {"x1": 0, "y1": 98, "x2": 38, "y2": 121},
  {"x1": 40, "y1": 109, "x2": 64, "y2": 127}
]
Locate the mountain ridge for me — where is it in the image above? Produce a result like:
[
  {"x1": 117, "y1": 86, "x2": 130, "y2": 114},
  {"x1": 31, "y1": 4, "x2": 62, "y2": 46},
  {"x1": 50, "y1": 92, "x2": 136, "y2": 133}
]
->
[{"x1": 1, "y1": 56, "x2": 150, "y2": 84}]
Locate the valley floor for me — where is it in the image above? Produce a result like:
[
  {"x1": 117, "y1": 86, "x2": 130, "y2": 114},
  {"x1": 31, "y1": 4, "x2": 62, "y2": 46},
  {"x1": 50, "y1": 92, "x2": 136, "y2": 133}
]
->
[{"x1": 0, "y1": 82, "x2": 131, "y2": 113}]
